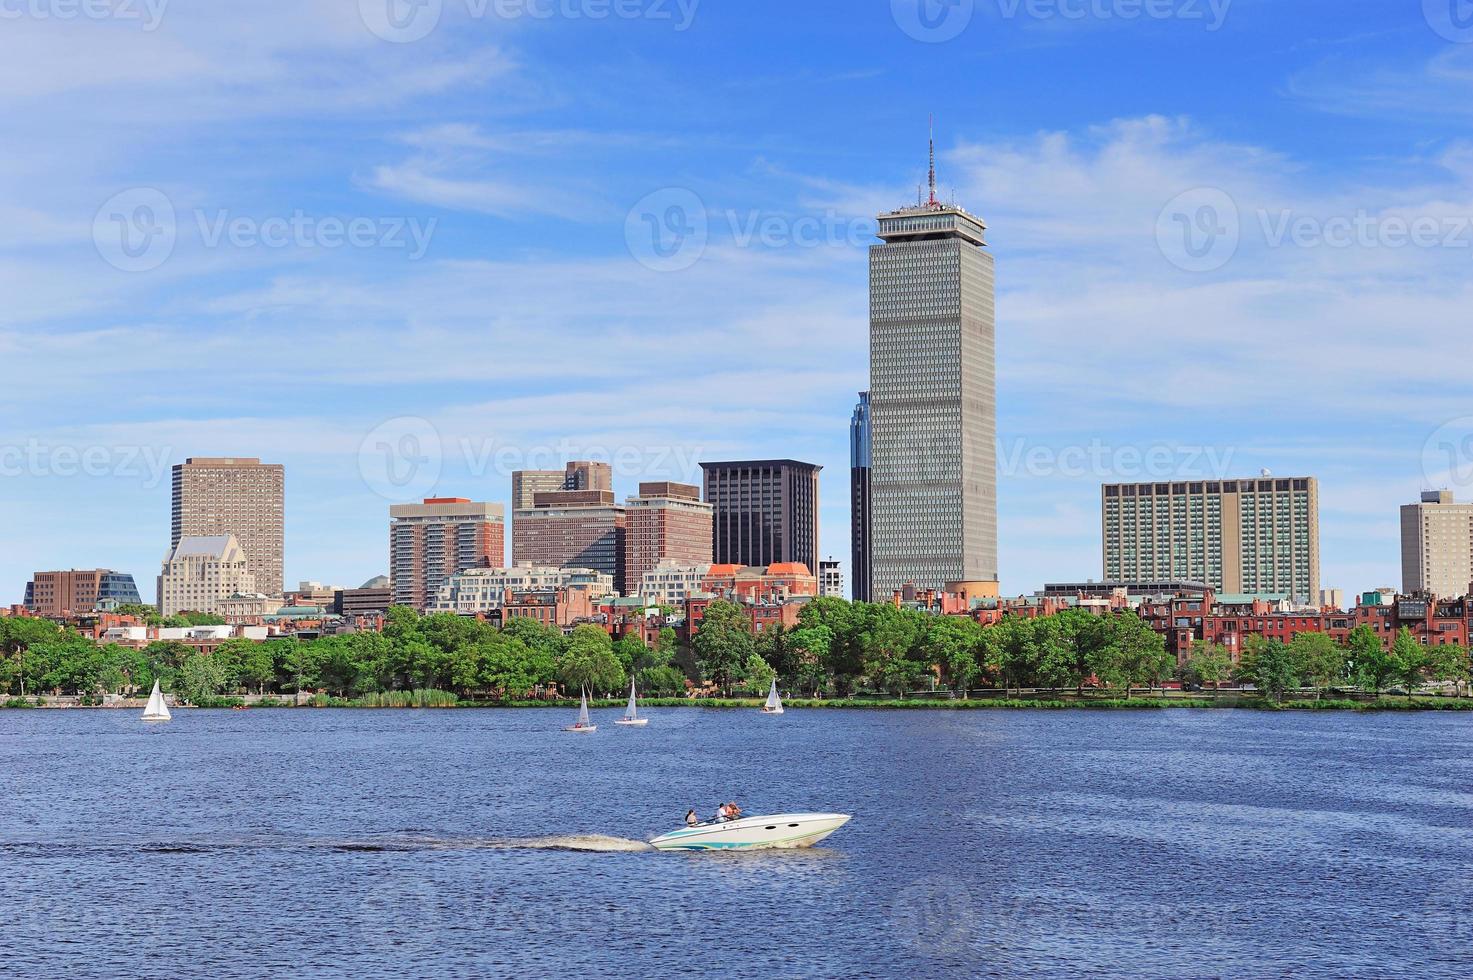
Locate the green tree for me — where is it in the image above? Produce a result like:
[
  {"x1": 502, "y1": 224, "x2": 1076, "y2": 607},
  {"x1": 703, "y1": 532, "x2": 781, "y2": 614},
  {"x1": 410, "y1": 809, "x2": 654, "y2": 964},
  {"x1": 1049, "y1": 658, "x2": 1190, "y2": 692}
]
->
[
  {"x1": 1288, "y1": 632, "x2": 1347, "y2": 699},
  {"x1": 1391, "y1": 627, "x2": 1428, "y2": 702},
  {"x1": 1182, "y1": 640, "x2": 1235, "y2": 691},
  {"x1": 1427, "y1": 643, "x2": 1471, "y2": 698},
  {"x1": 556, "y1": 625, "x2": 625, "y2": 695},
  {"x1": 692, "y1": 600, "x2": 754, "y2": 695},
  {"x1": 741, "y1": 653, "x2": 777, "y2": 695},
  {"x1": 637, "y1": 664, "x2": 687, "y2": 696},
  {"x1": 1245, "y1": 637, "x2": 1298, "y2": 704},
  {"x1": 1347, "y1": 626, "x2": 1396, "y2": 697},
  {"x1": 922, "y1": 616, "x2": 984, "y2": 696},
  {"x1": 177, "y1": 653, "x2": 229, "y2": 703},
  {"x1": 789, "y1": 624, "x2": 834, "y2": 696}
]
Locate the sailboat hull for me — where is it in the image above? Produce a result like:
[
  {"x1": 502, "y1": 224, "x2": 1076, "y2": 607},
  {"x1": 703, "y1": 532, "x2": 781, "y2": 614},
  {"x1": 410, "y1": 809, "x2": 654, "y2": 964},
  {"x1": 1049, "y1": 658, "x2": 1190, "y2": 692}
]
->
[
  {"x1": 614, "y1": 718, "x2": 649, "y2": 726},
  {"x1": 650, "y1": 813, "x2": 851, "y2": 852}
]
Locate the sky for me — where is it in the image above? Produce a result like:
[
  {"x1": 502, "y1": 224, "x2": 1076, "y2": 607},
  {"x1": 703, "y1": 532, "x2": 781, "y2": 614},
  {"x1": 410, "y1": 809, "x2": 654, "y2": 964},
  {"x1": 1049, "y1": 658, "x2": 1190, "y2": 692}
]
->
[{"x1": 3, "y1": 0, "x2": 1473, "y2": 603}]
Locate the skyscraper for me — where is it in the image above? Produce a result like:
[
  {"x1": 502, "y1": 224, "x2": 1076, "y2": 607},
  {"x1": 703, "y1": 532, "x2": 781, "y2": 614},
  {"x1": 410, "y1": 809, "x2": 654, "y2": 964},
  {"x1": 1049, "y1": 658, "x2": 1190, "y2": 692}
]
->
[
  {"x1": 622, "y1": 482, "x2": 713, "y2": 598},
  {"x1": 868, "y1": 129, "x2": 997, "y2": 597},
  {"x1": 389, "y1": 497, "x2": 506, "y2": 610},
  {"x1": 171, "y1": 457, "x2": 285, "y2": 596},
  {"x1": 850, "y1": 391, "x2": 872, "y2": 601},
  {"x1": 701, "y1": 460, "x2": 821, "y2": 574},
  {"x1": 1101, "y1": 477, "x2": 1321, "y2": 604},
  {"x1": 1401, "y1": 490, "x2": 1473, "y2": 598}
]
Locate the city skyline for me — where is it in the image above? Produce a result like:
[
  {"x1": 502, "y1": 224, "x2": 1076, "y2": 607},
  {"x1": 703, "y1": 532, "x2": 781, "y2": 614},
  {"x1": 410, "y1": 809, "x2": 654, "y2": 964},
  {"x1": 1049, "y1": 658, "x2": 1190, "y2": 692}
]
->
[{"x1": 4, "y1": 4, "x2": 1471, "y2": 603}]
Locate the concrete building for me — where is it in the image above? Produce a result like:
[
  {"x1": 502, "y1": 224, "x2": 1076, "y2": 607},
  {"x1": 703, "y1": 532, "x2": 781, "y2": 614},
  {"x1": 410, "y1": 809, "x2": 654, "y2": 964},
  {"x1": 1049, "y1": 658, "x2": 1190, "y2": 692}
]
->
[
  {"x1": 512, "y1": 461, "x2": 612, "y2": 510},
  {"x1": 868, "y1": 136, "x2": 998, "y2": 598},
  {"x1": 850, "y1": 391, "x2": 872, "y2": 602},
  {"x1": 820, "y1": 558, "x2": 844, "y2": 598},
  {"x1": 1401, "y1": 491, "x2": 1473, "y2": 598},
  {"x1": 511, "y1": 462, "x2": 625, "y2": 590},
  {"x1": 336, "y1": 576, "x2": 392, "y2": 616},
  {"x1": 171, "y1": 457, "x2": 285, "y2": 596},
  {"x1": 389, "y1": 497, "x2": 506, "y2": 610},
  {"x1": 639, "y1": 559, "x2": 712, "y2": 606},
  {"x1": 1101, "y1": 477, "x2": 1321, "y2": 605},
  {"x1": 157, "y1": 534, "x2": 258, "y2": 616},
  {"x1": 24, "y1": 569, "x2": 141, "y2": 617},
  {"x1": 701, "y1": 460, "x2": 821, "y2": 574},
  {"x1": 431, "y1": 565, "x2": 614, "y2": 614},
  {"x1": 623, "y1": 482, "x2": 713, "y2": 598}
]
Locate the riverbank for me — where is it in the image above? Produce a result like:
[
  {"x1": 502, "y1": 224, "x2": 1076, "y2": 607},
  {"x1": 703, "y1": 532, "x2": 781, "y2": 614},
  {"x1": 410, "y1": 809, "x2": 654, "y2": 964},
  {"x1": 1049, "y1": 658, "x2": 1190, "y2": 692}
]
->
[{"x1": 7, "y1": 693, "x2": 1473, "y2": 711}]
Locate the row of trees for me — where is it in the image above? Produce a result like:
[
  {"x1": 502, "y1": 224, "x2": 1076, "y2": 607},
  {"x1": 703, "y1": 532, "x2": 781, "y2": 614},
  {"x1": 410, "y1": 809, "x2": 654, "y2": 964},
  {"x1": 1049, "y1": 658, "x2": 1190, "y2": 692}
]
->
[{"x1": 1181, "y1": 626, "x2": 1473, "y2": 702}]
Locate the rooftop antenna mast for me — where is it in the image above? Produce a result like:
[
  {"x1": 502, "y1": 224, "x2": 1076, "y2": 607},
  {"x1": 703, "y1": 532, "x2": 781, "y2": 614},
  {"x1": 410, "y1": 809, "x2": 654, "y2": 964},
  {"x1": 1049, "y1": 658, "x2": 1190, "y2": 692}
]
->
[{"x1": 928, "y1": 114, "x2": 938, "y2": 207}]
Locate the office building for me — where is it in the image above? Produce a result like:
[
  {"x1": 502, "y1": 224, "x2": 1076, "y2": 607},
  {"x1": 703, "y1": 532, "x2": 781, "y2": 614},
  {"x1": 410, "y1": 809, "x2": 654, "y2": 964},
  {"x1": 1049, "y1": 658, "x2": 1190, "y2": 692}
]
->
[
  {"x1": 868, "y1": 134, "x2": 997, "y2": 597},
  {"x1": 512, "y1": 462, "x2": 611, "y2": 511},
  {"x1": 701, "y1": 459, "x2": 821, "y2": 573},
  {"x1": 850, "y1": 391, "x2": 872, "y2": 602},
  {"x1": 1401, "y1": 491, "x2": 1473, "y2": 598},
  {"x1": 623, "y1": 482, "x2": 713, "y2": 597},
  {"x1": 157, "y1": 535, "x2": 258, "y2": 616},
  {"x1": 513, "y1": 485, "x2": 626, "y2": 593},
  {"x1": 336, "y1": 576, "x2": 393, "y2": 617},
  {"x1": 1101, "y1": 477, "x2": 1321, "y2": 604},
  {"x1": 24, "y1": 569, "x2": 142, "y2": 617},
  {"x1": 389, "y1": 497, "x2": 506, "y2": 610},
  {"x1": 819, "y1": 558, "x2": 843, "y2": 598},
  {"x1": 171, "y1": 457, "x2": 285, "y2": 596}
]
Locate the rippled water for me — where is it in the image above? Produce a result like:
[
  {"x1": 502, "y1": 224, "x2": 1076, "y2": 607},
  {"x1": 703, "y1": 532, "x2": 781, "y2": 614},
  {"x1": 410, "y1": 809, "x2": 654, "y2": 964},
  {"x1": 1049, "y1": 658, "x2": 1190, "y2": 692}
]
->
[{"x1": 3, "y1": 707, "x2": 1471, "y2": 978}]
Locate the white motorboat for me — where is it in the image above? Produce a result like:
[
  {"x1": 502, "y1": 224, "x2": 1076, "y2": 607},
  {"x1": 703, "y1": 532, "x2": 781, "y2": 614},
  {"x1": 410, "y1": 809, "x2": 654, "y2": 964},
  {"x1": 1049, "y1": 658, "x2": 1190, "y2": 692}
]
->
[
  {"x1": 649, "y1": 813, "x2": 850, "y2": 851},
  {"x1": 760, "y1": 678, "x2": 784, "y2": 714},
  {"x1": 563, "y1": 690, "x2": 597, "y2": 733},
  {"x1": 614, "y1": 679, "x2": 648, "y2": 727},
  {"x1": 141, "y1": 680, "x2": 172, "y2": 723}
]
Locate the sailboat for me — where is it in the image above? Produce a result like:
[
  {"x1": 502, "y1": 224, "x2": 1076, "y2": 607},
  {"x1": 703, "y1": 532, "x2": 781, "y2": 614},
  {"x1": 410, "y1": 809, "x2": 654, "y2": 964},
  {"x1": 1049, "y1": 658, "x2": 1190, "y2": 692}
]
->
[
  {"x1": 760, "y1": 678, "x2": 784, "y2": 715},
  {"x1": 615, "y1": 679, "x2": 648, "y2": 727},
  {"x1": 563, "y1": 689, "x2": 597, "y2": 733},
  {"x1": 141, "y1": 680, "x2": 172, "y2": 723}
]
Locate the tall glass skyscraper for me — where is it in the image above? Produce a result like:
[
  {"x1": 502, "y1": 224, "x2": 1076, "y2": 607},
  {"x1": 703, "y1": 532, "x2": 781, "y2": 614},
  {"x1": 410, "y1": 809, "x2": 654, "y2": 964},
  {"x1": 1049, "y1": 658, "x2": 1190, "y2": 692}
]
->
[{"x1": 868, "y1": 166, "x2": 998, "y2": 597}]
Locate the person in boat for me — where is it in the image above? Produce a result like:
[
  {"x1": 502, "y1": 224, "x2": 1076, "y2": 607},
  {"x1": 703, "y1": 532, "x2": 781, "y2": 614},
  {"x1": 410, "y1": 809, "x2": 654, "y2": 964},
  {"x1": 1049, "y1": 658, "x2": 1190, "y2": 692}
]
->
[
  {"x1": 685, "y1": 809, "x2": 700, "y2": 827},
  {"x1": 727, "y1": 801, "x2": 742, "y2": 821},
  {"x1": 714, "y1": 803, "x2": 731, "y2": 823}
]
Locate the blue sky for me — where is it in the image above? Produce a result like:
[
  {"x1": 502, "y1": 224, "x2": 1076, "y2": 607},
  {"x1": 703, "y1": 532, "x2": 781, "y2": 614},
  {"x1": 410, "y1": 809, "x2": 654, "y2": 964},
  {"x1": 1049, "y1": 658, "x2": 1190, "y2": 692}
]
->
[{"x1": 3, "y1": 0, "x2": 1473, "y2": 602}]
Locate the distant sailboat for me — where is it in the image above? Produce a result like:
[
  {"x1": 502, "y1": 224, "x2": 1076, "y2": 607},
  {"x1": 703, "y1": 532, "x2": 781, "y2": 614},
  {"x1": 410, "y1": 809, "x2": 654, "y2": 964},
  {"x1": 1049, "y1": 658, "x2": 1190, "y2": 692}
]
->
[
  {"x1": 615, "y1": 679, "x2": 648, "y2": 727},
  {"x1": 761, "y1": 678, "x2": 784, "y2": 715},
  {"x1": 142, "y1": 680, "x2": 172, "y2": 723},
  {"x1": 563, "y1": 689, "x2": 597, "y2": 733}
]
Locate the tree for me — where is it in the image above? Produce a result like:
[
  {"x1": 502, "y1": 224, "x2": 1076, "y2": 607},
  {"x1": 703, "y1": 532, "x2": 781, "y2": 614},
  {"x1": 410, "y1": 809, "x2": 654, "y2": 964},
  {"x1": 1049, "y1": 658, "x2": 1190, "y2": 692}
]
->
[
  {"x1": 1347, "y1": 626, "x2": 1396, "y2": 697},
  {"x1": 177, "y1": 653, "x2": 229, "y2": 703},
  {"x1": 1182, "y1": 641, "x2": 1234, "y2": 691},
  {"x1": 922, "y1": 616, "x2": 984, "y2": 696},
  {"x1": 741, "y1": 653, "x2": 776, "y2": 695},
  {"x1": 556, "y1": 625, "x2": 625, "y2": 695},
  {"x1": 862, "y1": 604, "x2": 928, "y2": 694},
  {"x1": 789, "y1": 624, "x2": 834, "y2": 696},
  {"x1": 1427, "y1": 643, "x2": 1471, "y2": 698},
  {"x1": 637, "y1": 665, "x2": 687, "y2": 696},
  {"x1": 692, "y1": 600, "x2": 754, "y2": 695},
  {"x1": 1245, "y1": 638, "x2": 1297, "y2": 704},
  {"x1": 1391, "y1": 627, "x2": 1428, "y2": 702},
  {"x1": 1097, "y1": 611, "x2": 1173, "y2": 696},
  {"x1": 1288, "y1": 633, "x2": 1347, "y2": 700},
  {"x1": 612, "y1": 633, "x2": 648, "y2": 674}
]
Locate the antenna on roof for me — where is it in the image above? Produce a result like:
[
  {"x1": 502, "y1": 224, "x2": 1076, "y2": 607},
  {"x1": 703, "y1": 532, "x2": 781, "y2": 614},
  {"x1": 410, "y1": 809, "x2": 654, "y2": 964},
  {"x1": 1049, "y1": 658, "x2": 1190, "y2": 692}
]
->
[{"x1": 928, "y1": 114, "x2": 937, "y2": 207}]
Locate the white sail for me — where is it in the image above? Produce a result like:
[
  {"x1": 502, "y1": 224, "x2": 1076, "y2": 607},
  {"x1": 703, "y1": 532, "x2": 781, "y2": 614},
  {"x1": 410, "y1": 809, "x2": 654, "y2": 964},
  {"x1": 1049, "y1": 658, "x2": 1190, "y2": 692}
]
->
[
  {"x1": 577, "y1": 691, "x2": 591, "y2": 727},
  {"x1": 142, "y1": 680, "x2": 171, "y2": 722},
  {"x1": 624, "y1": 680, "x2": 638, "y2": 721},
  {"x1": 763, "y1": 678, "x2": 783, "y2": 713}
]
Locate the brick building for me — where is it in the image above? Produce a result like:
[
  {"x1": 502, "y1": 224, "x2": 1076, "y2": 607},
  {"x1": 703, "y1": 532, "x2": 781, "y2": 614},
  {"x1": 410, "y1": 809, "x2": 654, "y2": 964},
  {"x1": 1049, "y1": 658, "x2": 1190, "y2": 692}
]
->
[
  {"x1": 389, "y1": 498, "x2": 506, "y2": 610},
  {"x1": 623, "y1": 482, "x2": 713, "y2": 599}
]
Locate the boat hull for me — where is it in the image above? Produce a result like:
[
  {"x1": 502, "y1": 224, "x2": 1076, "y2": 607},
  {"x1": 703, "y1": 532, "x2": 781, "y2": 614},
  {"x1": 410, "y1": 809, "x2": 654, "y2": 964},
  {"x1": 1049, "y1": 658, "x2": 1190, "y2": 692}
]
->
[
  {"x1": 614, "y1": 718, "x2": 649, "y2": 726},
  {"x1": 650, "y1": 813, "x2": 850, "y2": 851},
  {"x1": 563, "y1": 725, "x2": 597, "y2": 733}
]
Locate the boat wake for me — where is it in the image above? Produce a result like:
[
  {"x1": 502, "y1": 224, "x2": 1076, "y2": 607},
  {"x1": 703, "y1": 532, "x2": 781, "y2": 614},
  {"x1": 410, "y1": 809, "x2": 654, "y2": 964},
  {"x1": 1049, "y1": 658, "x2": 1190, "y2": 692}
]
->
[{"x1": 3, "y1": 833, "x2": 656, "y2": 856}]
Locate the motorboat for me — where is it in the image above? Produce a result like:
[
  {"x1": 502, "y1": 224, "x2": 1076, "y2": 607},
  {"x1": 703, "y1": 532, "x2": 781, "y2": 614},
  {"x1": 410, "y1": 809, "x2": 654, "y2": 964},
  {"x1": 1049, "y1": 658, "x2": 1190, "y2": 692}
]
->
[
  {"x1": 760, "y1": 678, "x2": 784, "y2": 714},
  {"x1": 614, "y1": 679, "x2": 648, "y2": 727},
  {"x1": 563, "y1": 690, "x2": 597, "y2": 733},
  {"x1": 141, "y1": 680, "x2": 172, "y2": 723},
  {"x1": 649, "y1": 813, "x2": 850, "y2": 851}
]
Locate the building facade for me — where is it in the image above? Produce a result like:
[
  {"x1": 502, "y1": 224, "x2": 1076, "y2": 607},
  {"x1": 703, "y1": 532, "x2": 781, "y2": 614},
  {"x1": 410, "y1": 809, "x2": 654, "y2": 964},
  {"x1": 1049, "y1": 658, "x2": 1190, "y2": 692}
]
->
[
  {"x1": 431, "y1": 565, "x2": 614, "y2": 613},
  {"x1": 850, "y1": 391, "x2": 873, "y2": 602},
  {"x1": 512, "y1": 488, "x2": 626, "y2": 593},
  {"x1": 1101, "y1": 477, "x2": 1321, "y2": 605},
  {"x1": 24, "y1": 569, "x2": 142, "y2": 617},
  {"x1": 820, "y1": 558, "x2": 844, "y2": 598},
  {"x1": 157, "y1": 534, "x2": 258, "y2": 616},
  {"x1": 700, "y1": 460, "x2": 821, "y2": 574},
  {"x1": 389, "y1": 497, "x2": 506, "y2": 610},
  {"x1": 868, "y1": 172, "x2": 998, "y2": 597},
  {"x1": 1401, "y1": 491, "x2": 1473, "y2": 598},
  {"x1": 622, "y1": 482, "x2": 713, "y2": 598},
  {"x1": 171, "y1": 457, "x2": 285, "y2": 596},
  {"x1": 639, "y1": 559, "x2": 713, "y2": 605}
]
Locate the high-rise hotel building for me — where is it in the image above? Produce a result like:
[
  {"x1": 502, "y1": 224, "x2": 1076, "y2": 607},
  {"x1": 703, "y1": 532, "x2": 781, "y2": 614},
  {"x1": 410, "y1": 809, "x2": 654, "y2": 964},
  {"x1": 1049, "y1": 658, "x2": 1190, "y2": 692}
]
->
[
  {"x1": 1101, "y1": 477, "x2": 1320, "y2": 604},
  {"x1": 1400, "y1": 491, "x2": 1473, "y2": 598},
  {"x1": 868, "y1": 145, "x2": 998, "y2": 597},
  {"x1": 389, "y1": 497, "x2": 506, "y2": 610},
  {"x1": 172, "y1": 457, "x2": 285, "y2": 596}
]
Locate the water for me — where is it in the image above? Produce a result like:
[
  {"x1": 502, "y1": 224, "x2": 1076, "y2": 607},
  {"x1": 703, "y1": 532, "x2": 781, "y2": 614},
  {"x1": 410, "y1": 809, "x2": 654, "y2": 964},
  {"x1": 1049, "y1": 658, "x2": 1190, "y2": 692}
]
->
[{"x1": 2, "y1": 707, "x2": 1471, "y2": 979}]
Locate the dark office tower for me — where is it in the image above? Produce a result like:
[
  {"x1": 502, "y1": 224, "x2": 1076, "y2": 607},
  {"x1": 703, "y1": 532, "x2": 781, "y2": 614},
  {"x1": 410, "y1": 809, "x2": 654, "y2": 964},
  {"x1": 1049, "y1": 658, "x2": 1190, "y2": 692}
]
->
[
  {"x1": 850, "y1": 392, "x2": 872, "y2": 602},
  {"x1": 700, "y1": 460, "x2": 822, "y2": 573}
]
